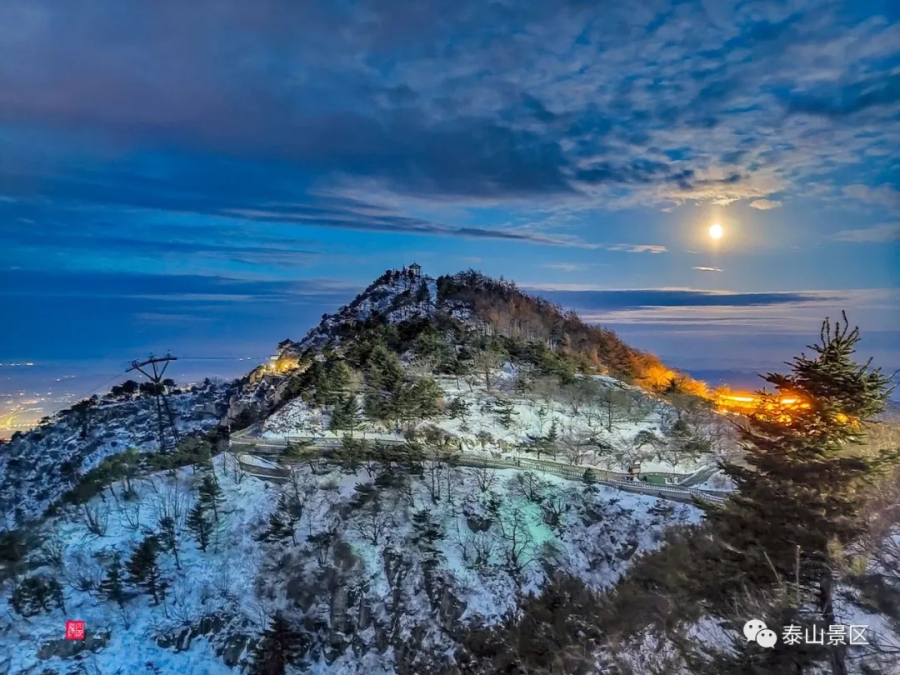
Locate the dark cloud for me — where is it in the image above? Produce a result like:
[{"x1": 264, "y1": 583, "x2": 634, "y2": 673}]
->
[
  {"x1": 1, "y1": 220, "x2": 321, "y2": 267},
  {"x1": 0, "y1": 268, "x2": 348, "y2": 302},
  {"x1": 0, "y1": 0, "x2": 896, "y2": 208},
  {"x1": 787, "y1": 73, "x2": 900, "y2": 118},
  {"x1": 534, "y1": 288, "x2": 833, "y2": 311},
  {"x1": 0, "y1": 170, "x2": 590, "y2": 249},
  {"x1": 0, "y1": 0, "x2": 897, "y2": 381},
  {"x1": 221, "y1": 202, "x2": 589, "y2": 246}
]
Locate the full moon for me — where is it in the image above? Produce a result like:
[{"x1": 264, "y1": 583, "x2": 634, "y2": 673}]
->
[{"x1": 709, "y1": 223, "x2": 724, "y2": 239}]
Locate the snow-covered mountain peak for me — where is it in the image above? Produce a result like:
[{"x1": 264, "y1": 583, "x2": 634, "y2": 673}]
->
[{"x1": 292, "y1": 267, "x2": 438, "y2": 352}]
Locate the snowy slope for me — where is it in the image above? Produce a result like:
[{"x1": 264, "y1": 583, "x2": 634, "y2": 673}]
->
[
  {"x1": 260, "y1": 368, "x2": 717, "y2": 478},
  {"x1": 0, "y1": 453, "x2": 700, "y2": 675},
  {"x1": 0, "y1": 380, "x2": 232, "y2": 524},
  {"x1": 292, "y1": 270, "x2": 437, "y2": 353}
]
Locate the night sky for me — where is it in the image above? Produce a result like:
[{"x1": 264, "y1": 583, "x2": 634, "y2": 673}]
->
[{"x1": 1, "y1": 0, "x2": 899, "y2": 398}]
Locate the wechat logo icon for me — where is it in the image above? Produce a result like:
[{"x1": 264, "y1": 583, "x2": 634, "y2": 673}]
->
[{"x1": 744, "y1": 619, "x2": 778, "y2": 648}]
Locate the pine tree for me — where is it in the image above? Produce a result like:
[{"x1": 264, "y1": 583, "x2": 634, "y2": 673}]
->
[
  {"x1": 158, "y1": 515, "x2": 180, "y2": 569},
  {"x1": 496, "y1": 399, "x2": 518, "y2": 429},
  {"x1": 329, "y1": 394, "x2": 359, "y2": 437},
  {"x1": 365, "y1": 344, "x2": 404, "y2": 421},
  {"x1": 10, "y1": 575, "x2": 65, "y2": 616},
  {"x1": 447, "y1": 355, "x2": 471, "y2": 389},
  {"x1": 99, "y1": 552, "x2": 126, "y2": 607},
  {"x1": 706, "y1": 313, "x2": 897, "y2": 672},
  {"x1": 259, "y1": 509, "x2": 287, "y2": 542},
  {"x1": 410, "y1": 377, "x2": 443, "y2": 420},
  {"x1": 127, "y1": 535, "x2": 167, "y2": 604},
  {"x1": 338, "y1": 436, "x2": 370, "y2": 472},
  {"x1": 448, "y1": 397, "x2": 469, "y2": 420},
  {"x1": 199, "y1": 474, "x2": 223, "y2": 521},
  {"x1": 187, "y1": 502, "x2": 212, "y2": 552},
  {"x1": 545, "y1": 419, "x2": 559, "y2": 444},
  {"x1": 258, "y1": 492, "x2": 301, "y2": 544},
  {"x1": 322, "y1": 360, "x2": 352, "y2": 406},
  {"x1": 250, "y1": 612, "x2": 305, "y2": 675}
]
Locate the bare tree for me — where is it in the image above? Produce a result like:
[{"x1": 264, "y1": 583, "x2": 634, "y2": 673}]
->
[
  {"x1": 166, "y1": 577, "x2": 200, "y2": 627},
  {"x1": 287, "y1": 467, "x2": 315, "y2": 507},
  {"x1": 82, "y1": 501, "x2": 109, "y2": 537},
  {"x1": 560, "y1": 434, "x2": 593, "y2": 466},
  {"x1": 472, "y1": 462, "x2": 498, "y2": 492},
  {"x1": 118, "y1": 501, "x2": 142, "y2": 533},
  {"x1": 619, "y1": 438, "x2": 647, "y2": 473},
  {"x1": 624, "y1": 389, "x2": 652, "y2": 422},
  {"x1": 598, "y1": 387, "x2": 628, "y2": 433},
  {"x1": 564, "y1": 378, "x2": 598, "y2": 416},
  {"x1": 223, "y1": 453, "x2": 246, "y2": 485},
  {"x1": 34, "y1": 535, "x2": 66, "y2": 569},
  {"x1": 498, "y1": 509, "x2": 538, "y2": 580},
  {"x1": 308, "y1": 520, "x2": 339, "y2": 567},
  {"x1": 117, "y1": 603, "x2": 138, "y2": 630},
  {"x1": 510, "y1": 471, "x2": 549, "y2": 503},
  {"x1": 383, "y1": 550, "x2": 412, "y2": 640},
  {"x1": 352, "y1": 502, "x2": 393, "y2": 547},
  {"x1": 151, "y1": 483, "x2": 190, "y2": 533},
  {"x1": 473, "y1": 347, "x2": 505, "y2": 391},
  {"x1": 211, "y1": 561, "x2": 240, "y2": 606},
  {"x1": 534, "y1": 377, "x2": 559, "y2": 412},
  {"x1": 541, "y1": 497, "x2": 568, "y2": 534},
  {"x1": 62, "y1": 547, "x2": 103, "y2": 592},
  {"x1": 466, "y1": 530, "x2": 496, "y2": 569},
  {"x1": 423, "y1": 461, "x2": 444, "y2": 503}
]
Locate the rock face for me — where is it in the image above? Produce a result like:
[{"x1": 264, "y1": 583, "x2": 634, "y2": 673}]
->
[
  {"x1": 154, "y1": 612, "x2": 255, "y2": 668},
  {"x1": 38, "y1": 629, "x2": 111, "y2": 660}
]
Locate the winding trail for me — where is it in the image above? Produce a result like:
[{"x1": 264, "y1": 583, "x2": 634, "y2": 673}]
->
[{"x1": 229, "y1": 425, "x2": 728, "y2": 506}]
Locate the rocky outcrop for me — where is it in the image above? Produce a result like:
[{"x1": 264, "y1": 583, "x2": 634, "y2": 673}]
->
[
  {"x1": 38, "y1": 629, "x2": 110, "y2": 660},
  {"x1": 154, "y1": 612, "x2": 255, "y2": 668}
]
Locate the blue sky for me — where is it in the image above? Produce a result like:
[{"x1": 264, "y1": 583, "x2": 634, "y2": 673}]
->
[{"x1": 1, "y1": 0, "x2": 898, "y2": 392}]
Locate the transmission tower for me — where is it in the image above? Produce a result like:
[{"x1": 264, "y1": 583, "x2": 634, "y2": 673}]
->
[{"x1": 127, "y1": 353, "x2": 181, "y2": 452}]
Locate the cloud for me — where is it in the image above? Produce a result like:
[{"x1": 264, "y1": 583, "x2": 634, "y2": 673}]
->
[
  {"x1": 558, "y1": 287, "x2": 900, "y2": 373},
  {"x1": 604, "y1": 244, "x2": 667, "y2": 254},
  {"x1": 0, "y1": 268, "x2": 356, "y2": 304},
  {"x1": 693, "y1": 266, "x2": 723, "y2": 272},
  {"x1": 787, "y1": 72, "x2": 900, "y2": 119},
  {"x1": 0, "y1": 0, "x2": 896, "y2": 215},
  {"x1": 832, "y1": 222, "x2": 900, "y2": 242},
  {"x1": 543, "y1": 263, "x2": 586, "y2": 272},
  {"x1": 525, "y1": 287, "x2": 838, "y2": 311},
  {"x1": 843, "y1": 184, "x2": 900, "y2": 210},
  {"x1": 749, "y1": 199, "x2": 782, "y2": 210},
  {"x1": 222, "y1": 203, "x2": 595, "y2": 247}
]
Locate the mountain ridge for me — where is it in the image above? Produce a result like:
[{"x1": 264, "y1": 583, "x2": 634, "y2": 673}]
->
[{"x1": 251, "y1": 266, "x2": 705, "y2": 398}]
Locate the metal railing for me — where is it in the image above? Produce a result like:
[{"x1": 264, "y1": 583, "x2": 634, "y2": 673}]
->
[{"x1": 233, "y1": 441, "x2": 727, "y2": 506}]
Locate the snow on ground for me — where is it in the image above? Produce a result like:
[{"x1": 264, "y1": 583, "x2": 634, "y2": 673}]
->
[
  {"x1": 0, "y1": 450, "x2": 702, "y2": 674},
  {"x1": 261, "y1": 367, "x2": 715, "y2": 477},
  {"x1": 237, "y1": 454, "x2": 280, "y2": 469},
  {"x1": 0, "y1": 381, "x2": 231, "y2": 522},
  {"x1": 691, "y1": 470, "x2": 735, "y2": 492},
  {"x1": 295, "y1": 274, "x2": 436, "y2": 352},
  {"x1": 0, "y1": 454, "x2": 269, "y2": 675}
]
